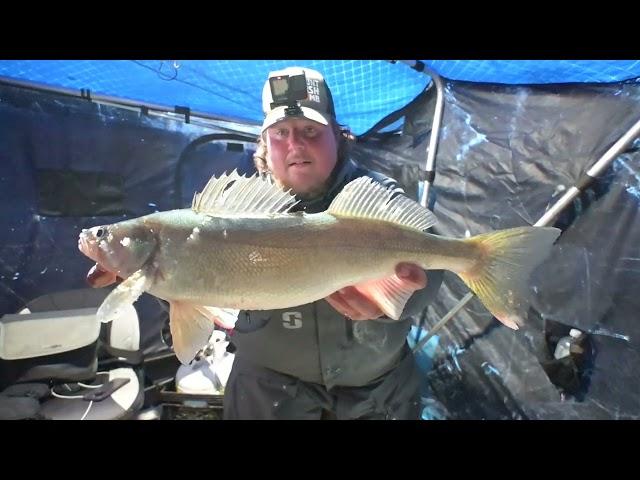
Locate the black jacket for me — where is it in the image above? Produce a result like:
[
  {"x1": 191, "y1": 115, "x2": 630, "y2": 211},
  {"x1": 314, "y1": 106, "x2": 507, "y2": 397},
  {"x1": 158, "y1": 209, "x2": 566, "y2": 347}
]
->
[{"x1": 229, "y1": 159, "x2": 443, "y2": 388}]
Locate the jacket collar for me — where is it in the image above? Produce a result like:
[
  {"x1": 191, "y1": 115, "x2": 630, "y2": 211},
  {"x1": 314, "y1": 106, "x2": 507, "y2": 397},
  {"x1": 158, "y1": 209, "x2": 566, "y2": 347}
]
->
[{"x1": 292, "y1": 158, "x2": 359, "y2": 213}]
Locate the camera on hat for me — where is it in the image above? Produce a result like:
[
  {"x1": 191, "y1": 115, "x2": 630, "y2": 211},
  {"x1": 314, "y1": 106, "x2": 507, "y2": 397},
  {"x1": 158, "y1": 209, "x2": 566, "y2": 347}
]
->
[{"x1": 269, "y1": 71, "x2": 308, "y2": 116}]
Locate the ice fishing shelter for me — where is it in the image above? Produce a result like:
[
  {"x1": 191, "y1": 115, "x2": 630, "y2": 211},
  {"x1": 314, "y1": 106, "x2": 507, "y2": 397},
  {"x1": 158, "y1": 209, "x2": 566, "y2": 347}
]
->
[{"x1": 1, "y1": 60, "x2": 639, "y2": 419}]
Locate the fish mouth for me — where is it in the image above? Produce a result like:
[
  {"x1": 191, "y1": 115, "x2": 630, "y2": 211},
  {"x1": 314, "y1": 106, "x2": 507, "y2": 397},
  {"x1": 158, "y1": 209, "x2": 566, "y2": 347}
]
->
[
  {"x1": 78, "y1": 230, "x2": 118, "y2": 287},
  {"x1": 86, "y1": 262, "x2": 118, "y2": 288},
  {"x1": 78, "y1": 230, "x2": 100, "y2": 262},
  {"x1": 78, "y1": 232, "x2": 92, "y2": 256}
]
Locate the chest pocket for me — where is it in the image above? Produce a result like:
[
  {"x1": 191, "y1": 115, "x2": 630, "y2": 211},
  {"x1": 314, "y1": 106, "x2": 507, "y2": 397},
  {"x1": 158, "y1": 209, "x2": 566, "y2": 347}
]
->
[{"x1": 234, "y1": 311, "x2": 271, "y2": 333}]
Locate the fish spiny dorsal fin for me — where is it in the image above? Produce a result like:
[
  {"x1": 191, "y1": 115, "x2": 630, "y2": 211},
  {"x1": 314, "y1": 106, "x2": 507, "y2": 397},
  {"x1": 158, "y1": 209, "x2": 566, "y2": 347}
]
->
[
  {"x1": 192, "y1": 170, "x2": 299, "y2": 217},
  {"x1": 327, "y1": 176, "x2": 437, "y2": 232}
]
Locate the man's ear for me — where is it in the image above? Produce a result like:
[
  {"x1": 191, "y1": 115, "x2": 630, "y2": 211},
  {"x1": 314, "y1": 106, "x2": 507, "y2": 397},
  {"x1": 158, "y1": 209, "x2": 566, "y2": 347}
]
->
[{"x1": 340, "y1": 127, "x2": 355, "y2": 141}]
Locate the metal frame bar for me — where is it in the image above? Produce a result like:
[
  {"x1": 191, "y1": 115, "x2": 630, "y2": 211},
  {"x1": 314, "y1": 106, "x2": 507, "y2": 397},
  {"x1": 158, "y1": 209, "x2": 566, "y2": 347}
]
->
[
  {"x1": 394, "y1": 60, "x2": 446, "y2": 209},
  {"x1": 413, "y1": 115, "x2": 640, "y2": 353},
  {"x1": 0, "y1": 75, "x2": 261, "y2": 134}
]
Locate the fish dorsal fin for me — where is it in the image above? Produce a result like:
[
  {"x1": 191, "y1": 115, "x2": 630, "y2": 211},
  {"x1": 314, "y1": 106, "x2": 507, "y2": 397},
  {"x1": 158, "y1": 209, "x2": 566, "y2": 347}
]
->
[
  {"x1": 192, "y1": 170, "x2": 299, "y2": 217},
  {"x1": 327, "y1": 176, "x2": 437, "y2": 232}
]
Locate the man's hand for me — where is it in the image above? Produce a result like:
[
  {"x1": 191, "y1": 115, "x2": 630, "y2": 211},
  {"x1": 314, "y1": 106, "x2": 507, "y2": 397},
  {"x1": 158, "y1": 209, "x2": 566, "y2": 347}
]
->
[{"x1": 325, "y1": 263, "x2": 427, "y2": 321}]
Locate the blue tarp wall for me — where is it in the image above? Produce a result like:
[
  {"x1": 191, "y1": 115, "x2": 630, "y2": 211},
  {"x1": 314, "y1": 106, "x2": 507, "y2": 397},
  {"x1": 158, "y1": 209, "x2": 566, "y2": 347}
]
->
[{"x1": 2, "y1": 60, "x2": 640, "y2": 135}]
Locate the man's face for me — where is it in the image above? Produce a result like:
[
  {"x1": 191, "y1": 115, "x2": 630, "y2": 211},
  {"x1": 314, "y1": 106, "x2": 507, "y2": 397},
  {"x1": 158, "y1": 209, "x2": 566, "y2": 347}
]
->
[{"x1": 265, "y1": 117, "x2": 338, "y2": 199}]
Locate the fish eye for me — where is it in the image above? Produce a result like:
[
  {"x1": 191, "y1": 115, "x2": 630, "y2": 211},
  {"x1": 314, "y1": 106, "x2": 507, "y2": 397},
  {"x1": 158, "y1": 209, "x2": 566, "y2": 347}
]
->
[{"x1": 96, "y1": 227, "x2": 106, "y2": 238}]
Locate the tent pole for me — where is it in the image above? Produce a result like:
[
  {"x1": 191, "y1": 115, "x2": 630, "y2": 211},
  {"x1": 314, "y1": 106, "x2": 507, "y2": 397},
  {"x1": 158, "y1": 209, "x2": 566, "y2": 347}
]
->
[
  {"x1": 535, "y1": 117, "x2": 640, "y2": 227},
  {"x1": 413, "y1": 115, "x2": 640, "y2": 353},
  {"x1": 393, "y1": 60, "x2": 445, "y2": 209}
]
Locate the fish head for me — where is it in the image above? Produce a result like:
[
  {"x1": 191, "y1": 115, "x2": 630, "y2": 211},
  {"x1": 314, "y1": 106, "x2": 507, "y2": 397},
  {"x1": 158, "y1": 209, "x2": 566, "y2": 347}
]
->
[{"x1": 78, "y1": 219, "x2": 157, "y2": 280}]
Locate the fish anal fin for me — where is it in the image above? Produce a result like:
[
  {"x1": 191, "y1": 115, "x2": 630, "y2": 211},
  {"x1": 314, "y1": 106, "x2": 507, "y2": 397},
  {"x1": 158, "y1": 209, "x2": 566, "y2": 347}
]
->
[
  {"x1": 170, "y1": 301, "x2": 217, "y2": 365},
  {"x1": 169, "y1": 302, "x2": 239, "y2": 365},
  {"x1": 196, "y1": 306, "x2": 239, "y2": 330}
]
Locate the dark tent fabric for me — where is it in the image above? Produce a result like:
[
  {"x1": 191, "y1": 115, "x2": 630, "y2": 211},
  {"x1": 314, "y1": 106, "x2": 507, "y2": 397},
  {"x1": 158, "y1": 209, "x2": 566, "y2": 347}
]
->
[
  {"x1": 0, "y1": 83, "x2": 257, "y2": 355},
  {"x1": 351, "y1": 80, "x2": 640, "y2": 419},
  {"x1": 1, "y1": 60, "x2": 639, "y2": 419}
]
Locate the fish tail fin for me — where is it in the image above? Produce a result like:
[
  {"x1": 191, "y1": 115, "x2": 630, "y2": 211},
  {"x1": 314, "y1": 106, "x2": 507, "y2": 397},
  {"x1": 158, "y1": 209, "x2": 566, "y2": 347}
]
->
[{"x1": 458, "y1": 226, "x2": 561, "y2": 329}]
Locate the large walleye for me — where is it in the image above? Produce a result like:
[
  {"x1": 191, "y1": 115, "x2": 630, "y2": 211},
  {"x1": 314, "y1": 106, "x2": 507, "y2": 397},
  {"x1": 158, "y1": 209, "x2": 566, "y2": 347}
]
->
[{"x1": 78, "y1": 171, "x2": 561, "y2": 364}]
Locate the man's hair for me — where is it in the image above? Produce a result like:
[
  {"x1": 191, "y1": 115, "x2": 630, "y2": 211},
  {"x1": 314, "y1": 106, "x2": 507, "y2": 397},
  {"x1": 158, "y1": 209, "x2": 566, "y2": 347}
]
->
[{"x1": 253, "y1": 120, "x2": 352, "y2": 174}]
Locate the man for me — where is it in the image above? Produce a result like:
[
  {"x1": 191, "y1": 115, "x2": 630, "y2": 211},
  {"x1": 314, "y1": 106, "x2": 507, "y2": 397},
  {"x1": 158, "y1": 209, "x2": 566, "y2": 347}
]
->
[{"x1": 223, "y1": 67, "x2": 442, "y2": 420}]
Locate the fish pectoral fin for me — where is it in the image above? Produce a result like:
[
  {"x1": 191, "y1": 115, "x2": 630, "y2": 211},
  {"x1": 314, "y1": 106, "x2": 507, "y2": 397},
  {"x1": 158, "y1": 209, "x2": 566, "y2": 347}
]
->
[
  {"x1": 169, "y1": 301, "x2": 218, "y2": 365},
  {"x1": 197, "y1": 306, "x2": 240, "y2": 329},
  {"x1": 96, "y1": 269, "x2": 150, "y2": 324},
  {"x1": 354, "y1": 275, "x2": 416, "y2": 321}
]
